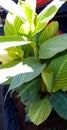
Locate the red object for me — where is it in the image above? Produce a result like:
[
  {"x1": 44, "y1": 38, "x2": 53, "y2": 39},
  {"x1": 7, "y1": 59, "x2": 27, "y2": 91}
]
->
[
  {"x1": 36, "y1": 0, "x2": 51, "y2": 6},
  {"x1": 58, "y1": 30, "x2": 63, "y2": 34}
]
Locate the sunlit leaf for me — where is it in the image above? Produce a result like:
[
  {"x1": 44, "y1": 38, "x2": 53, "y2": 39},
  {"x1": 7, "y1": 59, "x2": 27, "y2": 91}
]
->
[
  {"x1": 0, "y1": 61, "x2": 36, "y2": 84},
  {"x1": 25, "y1": 0, "x2": 36, "y2": 25},
  {"x1": 6, "y1": 46, "x2": 24, "y2": 59},
  {"x1": 18, "y1": 22, "x2": 31, "y2": 36},
  {"x1": 0, "y1": 0, "x2": 26, "y2": 21},
  {"x1": 4, "y1": 13, "x2": 24, "y2": 35},
  {"x1": 0, "y1": 36, "x2": 30, "y2": 50},
  {"x1": 0, "y1": 54, "x2": 13, "y2": 65},
  {"x1": 4, "y1": 13, "x2": 16, "y2": 35},
  {"x1": 34, "y1": 0, "x2": 66, "y2": 34}
]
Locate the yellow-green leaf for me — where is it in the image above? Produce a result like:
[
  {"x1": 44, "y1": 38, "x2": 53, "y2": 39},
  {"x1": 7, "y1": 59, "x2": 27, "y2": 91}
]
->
[
  {"x1": 42, "y1": 54, "x2": 67, "y2": 92},
  {"x1": 39, "y1": 21, "x2": 58, "y2": 45},
  {"x1": 35, "y1": 0, "x2": 66, "y2": 34},
  {"x1": 29, "y1": 96, "x2": 52, "y2": 125},
  {"x1": 41, "y1": 70, "x2": 54, "y2": 93}
]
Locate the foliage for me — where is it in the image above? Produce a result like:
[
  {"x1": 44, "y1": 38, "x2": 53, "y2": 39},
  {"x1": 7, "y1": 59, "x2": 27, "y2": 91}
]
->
[{"x1": 0, "y1": 0, "x2": 67, "y2": 125}]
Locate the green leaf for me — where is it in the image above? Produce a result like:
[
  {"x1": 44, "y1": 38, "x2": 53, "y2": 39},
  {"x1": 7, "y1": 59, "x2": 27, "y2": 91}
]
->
[
  {"x1": 18, "y1": 0, "x2": 36, "y2": 35},
  {"x1": 18, "y1": 22, "x2": 31, "y2": 36},
  {"x1": 6, "y1": 46, "x2": 24, "y2": 59},
  {"x1": 25, "y1": 0, "x2": 36, "y2": 25},
  {"x1": 41, "y1": 71, "x2": 54, "y2": 93},
  {"x1": 0, "y1": 59, "x2": 20, "y2": 69},
  {"x1": 9, "y1": 57, "x2": 45, "y2": 91},
  {"x1": 17, "y1": 79, "x2": 41, "y2": 103},
  {"x1": 0, "y1": 36, "x2": 30, "y2": 50},
  {"x1": 4, "y1": 12, "x2": 27, "y2": 36},
  {"x1": 50, "y1": 91, "x2": 67, "y2": 120},
  {"x1": 50, "y1": 54, "x2": 67, "y2": 92},
  {"x1": 14, "y1": 15, "x2": 24, "y2": 33},
  {"x1": 39, "y1": 34, "x2": 67, "y2": 59},
  {"x1": 29, "y1": 96, "x2": 52, "y2": 125},
  {"x1": 4, "y1": 13, "x2": 16, "y2": 35},
  {"x1": 34, "y1": 0, "x2": 65, "y2": 34},
  {"x1": 39, "y1": 21, "x2": 58, "y2": 45},
  {"x1": 20, "y1": 44, "x2": 34, "y2": 58},
  {"x1": 25, "y1": 0, "x2": 36, "y2": 14},
  {"x1": 42, "y1": 54, "x2": 67, "y2": 92},
  {"x1": 0, "y1": 54, "x2": 13, "y2": 65}
]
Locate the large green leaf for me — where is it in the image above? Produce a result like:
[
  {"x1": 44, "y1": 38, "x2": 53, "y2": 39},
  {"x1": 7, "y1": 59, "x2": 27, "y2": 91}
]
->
[
  {"x1": 29, "y1": 96, "x2": 52, "y2": 125},
  {"x1": 39, "y1": 34, "x2": 67, "y2": 59},
  {"x1": 17, "y1": 79, "x2": 41, "y2": 103},
  {"x1": 9, "y1": 57, "x2": 45, "y2": 91},
  {"x1": 39, "y1": 21, "x2": 58, "y2": 45},
  {"x1": 42, "y1": 54, "x2": 67, "y2": 92},
  {"x1": 34, "y1": 0, "x2": 65, "y2": 34},
  {"x1": 50, "y1": 91, "x2": 67, "y2": 120}
]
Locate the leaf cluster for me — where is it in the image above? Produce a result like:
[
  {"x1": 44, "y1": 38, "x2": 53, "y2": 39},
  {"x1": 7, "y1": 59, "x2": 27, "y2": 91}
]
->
[{"x1": 0, "y1": 0, "x2": 67, "y2": 125}]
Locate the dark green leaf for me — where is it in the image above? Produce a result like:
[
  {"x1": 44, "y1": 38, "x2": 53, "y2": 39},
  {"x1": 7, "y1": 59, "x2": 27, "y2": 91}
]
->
[
  {"x1": 50, "y1": 91, "x2": 67, "y2": 120},
  {"x1": 18, "y1": 79, "x2": 41, "y2": 103},
  {"x1": 9, "y1": 57, "x2": 45, "y2": 91}
]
